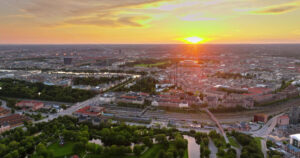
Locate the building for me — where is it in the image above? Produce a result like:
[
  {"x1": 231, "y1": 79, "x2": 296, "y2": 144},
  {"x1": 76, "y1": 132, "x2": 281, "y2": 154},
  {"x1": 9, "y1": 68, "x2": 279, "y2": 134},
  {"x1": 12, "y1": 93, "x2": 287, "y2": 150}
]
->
[
  {"x1": 203, "y1": 96, "x2": 219, "y2": 108},
  {"x1": 0, "y1": 123, "x2": 10, "y2": 133},
  {"x1": 151, "y1": 98, "x2": 189, "y2": 108},
  {"x1": 277, "y1": 115, "x2": 289, "y2": 126},
  {"x1": 289, "y1": 106, "x2": 300, "y2": 124},
  {"x1": 179, "y1": 60, "x2": 200, "y2": 67},
  {"x1": 0, "y1": 114, "x2": 30, "y2": 127},
  {"x1": 116, "y1": 95, "x2": 144, "y2": 105},
  {"x1": 99, "y1": 93, "x2": 116, "y2": 103},
  {"x1": 239, "y1": 122, "x2": 251, "y2": 131},
  {"x1": 0, "y1": 107, "x2": 10, "y2": 117},
  {"x1": 254, "y1": 113, "x2": 268, "y2": 123},
  {"x1": 204, "y1": 89, "x2": 227, "y2": 99},
  {"x1": 63, "y1": 57, "x2": 72, "y2": 65},
  {"x1": 286, "y1": 134, "x2": 300, "y2": 157},
  {"x1": 73, "y1": 106, "x2": 105, "y2": 118},
  {"x1": 16, "y1": 100, "x2": 44, "y2": 111}
]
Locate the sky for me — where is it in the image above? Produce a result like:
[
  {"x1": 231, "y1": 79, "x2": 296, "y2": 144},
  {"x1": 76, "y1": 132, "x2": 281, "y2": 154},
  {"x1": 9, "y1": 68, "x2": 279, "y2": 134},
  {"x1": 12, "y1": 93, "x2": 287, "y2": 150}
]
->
[{"x1": 0, "y1": 0, "x2": 300, "y2": 44}]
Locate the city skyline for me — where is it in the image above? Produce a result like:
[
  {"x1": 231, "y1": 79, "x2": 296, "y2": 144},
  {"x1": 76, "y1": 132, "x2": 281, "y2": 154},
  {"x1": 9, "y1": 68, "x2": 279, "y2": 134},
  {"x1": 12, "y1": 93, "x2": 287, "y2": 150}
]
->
[{"x1": 0, "y1": 0, "x2": 300, "y2": 44}]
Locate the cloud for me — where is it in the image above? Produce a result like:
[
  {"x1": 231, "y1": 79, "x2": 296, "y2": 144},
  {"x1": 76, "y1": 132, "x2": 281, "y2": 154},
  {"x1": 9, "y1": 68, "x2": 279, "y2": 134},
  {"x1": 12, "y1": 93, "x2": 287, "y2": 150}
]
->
[
  {"x1": 181, "y1": 13, "x2": 217, "y2": 21},
  {"x1": 252, "y1": 2, "x2": 300, "y2": 14},
  {"x1": 65, "y1": 15, "x2": 150, "y2": 27},
  {"x1": 16, "y1": 0, "x2": 170, "y2": 27}
]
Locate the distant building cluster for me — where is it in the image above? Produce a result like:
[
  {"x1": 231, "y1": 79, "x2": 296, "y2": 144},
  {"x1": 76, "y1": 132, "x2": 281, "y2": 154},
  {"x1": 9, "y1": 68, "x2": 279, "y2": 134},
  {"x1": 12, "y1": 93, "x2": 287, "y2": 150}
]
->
[{"x1": 0, "y1": 114, "x2": 30, "y2": 133}]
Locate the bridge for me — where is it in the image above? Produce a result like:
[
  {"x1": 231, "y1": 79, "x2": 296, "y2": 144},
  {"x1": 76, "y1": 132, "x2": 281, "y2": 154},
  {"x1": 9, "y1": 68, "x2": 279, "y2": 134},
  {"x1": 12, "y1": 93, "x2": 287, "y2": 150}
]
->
[{"x1": 204, "y1": 108, "x2": 229, "y2": 143}]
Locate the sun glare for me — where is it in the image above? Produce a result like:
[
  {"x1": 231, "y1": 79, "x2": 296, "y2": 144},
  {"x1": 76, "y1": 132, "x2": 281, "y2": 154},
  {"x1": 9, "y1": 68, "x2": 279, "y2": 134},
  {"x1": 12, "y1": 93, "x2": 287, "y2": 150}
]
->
[{"x1": 184, "y1": 37, "x2": 204, "y2": 44}]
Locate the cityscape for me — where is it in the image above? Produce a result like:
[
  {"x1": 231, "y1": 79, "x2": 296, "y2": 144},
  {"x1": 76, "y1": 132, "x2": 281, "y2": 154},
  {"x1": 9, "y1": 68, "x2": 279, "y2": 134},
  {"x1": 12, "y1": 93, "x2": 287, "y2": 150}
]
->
[{"x1": 1, "y1": 1, "x2": 300, "y2": 158}]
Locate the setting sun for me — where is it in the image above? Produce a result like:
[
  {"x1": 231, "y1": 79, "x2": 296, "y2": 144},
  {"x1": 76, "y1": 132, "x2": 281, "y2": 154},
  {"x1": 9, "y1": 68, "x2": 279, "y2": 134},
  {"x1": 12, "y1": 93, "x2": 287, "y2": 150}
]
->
[{"x1": 184, "y1": 37, "x2": 204, "y2": 44}]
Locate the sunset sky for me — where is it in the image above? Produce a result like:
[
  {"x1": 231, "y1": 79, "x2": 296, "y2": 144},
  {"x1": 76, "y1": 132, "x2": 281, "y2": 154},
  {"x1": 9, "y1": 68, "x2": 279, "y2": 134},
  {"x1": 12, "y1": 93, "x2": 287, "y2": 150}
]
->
[{"x1": 0, "y1": 0, "x2": 300, "y2": 44}]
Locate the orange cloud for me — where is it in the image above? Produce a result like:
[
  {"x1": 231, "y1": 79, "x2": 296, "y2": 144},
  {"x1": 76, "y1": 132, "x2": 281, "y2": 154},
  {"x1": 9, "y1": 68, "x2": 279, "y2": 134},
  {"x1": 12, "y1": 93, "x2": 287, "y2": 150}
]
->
[
  {"x1": 65, "y1": 15, "x2": 150, "y2": 27},
  {"x1": 18, "y1": 0, "x2": 170, "y2": 27},
  {"x1": 252, "y1": 2, "x2": 300, "y2": 14}
]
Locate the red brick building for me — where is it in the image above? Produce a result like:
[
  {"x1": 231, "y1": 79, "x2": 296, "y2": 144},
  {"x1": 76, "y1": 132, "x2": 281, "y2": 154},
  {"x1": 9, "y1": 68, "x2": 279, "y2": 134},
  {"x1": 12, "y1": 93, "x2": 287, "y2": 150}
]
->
[
  {"x1": 73, "y1": 106, "x2": 105, "y2": 118},
  {"x1": 254, "y1": 113, "x2": 268, "y2": 123},
  {"x1": 0, "y1": 107, "x2": 10, "y2": 117},
  {"x1": 0, "y1": 114, "x2": 30, "y2": 127},
  {"x1": 16, "y1": 100, "x2": 44, "y2": 111}
]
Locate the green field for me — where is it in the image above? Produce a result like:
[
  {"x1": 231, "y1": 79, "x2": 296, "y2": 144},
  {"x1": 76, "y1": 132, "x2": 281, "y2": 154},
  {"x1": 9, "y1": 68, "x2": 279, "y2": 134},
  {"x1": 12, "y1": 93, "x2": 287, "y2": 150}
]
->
[
  {"x1": 85, "y1": 154, "x2": 136, "y2": 158},
  {"x1": 183, "y1": 149, "x2": 188, "y2": 158},
  {"x1": 134, "y1": 62, "x2": 168, "y2": 68},
  {"x1": 140, "y1": 144, "x2": 163, "y2": 158},
  {"x1": 47, "y1": 143, "x2": 188, "y2": 158},
  {"x1": 228, "y1": 137, "x2": 240, "y2": 148},
  {"x1": 85, "y1": 144, "x2": 163, "y2": 158},
  {"x1": 48, "y1": 142, "x2": 75, "y2": 158}
]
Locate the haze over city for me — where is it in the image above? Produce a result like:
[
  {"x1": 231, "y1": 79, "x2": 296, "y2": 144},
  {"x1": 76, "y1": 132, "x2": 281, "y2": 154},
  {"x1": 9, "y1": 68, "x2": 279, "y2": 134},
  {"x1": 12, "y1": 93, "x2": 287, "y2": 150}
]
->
[{"x1": 1, "y1": 1, "x2": 300, "y2": 158}]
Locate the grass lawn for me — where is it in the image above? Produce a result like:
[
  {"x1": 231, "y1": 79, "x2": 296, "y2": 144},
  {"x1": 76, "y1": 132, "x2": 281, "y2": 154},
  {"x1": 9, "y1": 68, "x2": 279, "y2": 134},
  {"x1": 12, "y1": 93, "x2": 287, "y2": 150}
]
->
[
  {"x1": 48, "y1": 143, "x2": 187, "y2": 158},
  {"x1": 228, "y1": 137, "x2": 240, "y2": 148},
  {"x1": 85, "y1": 154, "x2": 136, "y2": 158},
  {"x1": 140, "y1": 144, "x2": 163, "y2": 158},
  {"x1": 183, "y1": 149, "x2": 188, "y2": 158},
  {"x1": 48, "y1": 142, "x2": 75, "y2": 158},
  {"x1": 86, "y1": 144, "x2": 163, "y2": 158},
  {"x1": 135, "y1": 62, "x2": 167, "y2": 68}
]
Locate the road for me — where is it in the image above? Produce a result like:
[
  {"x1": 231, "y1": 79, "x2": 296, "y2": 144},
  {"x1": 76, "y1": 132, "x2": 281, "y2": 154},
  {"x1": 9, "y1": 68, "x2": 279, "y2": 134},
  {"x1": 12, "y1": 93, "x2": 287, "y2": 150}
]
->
[
  {"x1": 261, "y1": 139, "x2": 267, "y2": 158},
  {"x1": 245, "y1": 113, "x2": 284, "y2": 158},
  {"x1": 250, "y1": 113, "x2": 284, "y2": 138},
  {"x1": 209, "y1": 138, "x2": 217, "y2": 158},
  {"x1": 36, "y1": 94, "x2": 104, "y2": 123},
  {"x1": 232, "y1": 146, "x2": 241, "y2": 158},
  {"x1": 230, "y1": 137, "x2": 242, "y2": 158}
]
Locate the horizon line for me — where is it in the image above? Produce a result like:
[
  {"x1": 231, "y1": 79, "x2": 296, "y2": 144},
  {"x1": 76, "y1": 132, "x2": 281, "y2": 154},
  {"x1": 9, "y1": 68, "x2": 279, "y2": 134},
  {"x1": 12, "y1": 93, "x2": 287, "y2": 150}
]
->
[{"x1": 1, "y1": 42, "x2": 300, "y2": 45}]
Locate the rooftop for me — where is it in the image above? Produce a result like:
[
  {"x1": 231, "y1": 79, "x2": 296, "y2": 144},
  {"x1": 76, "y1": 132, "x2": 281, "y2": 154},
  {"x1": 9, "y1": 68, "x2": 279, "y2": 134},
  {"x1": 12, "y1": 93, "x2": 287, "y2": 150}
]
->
[{"x1": 290, "y1": 134, "x2": 300, "y2": 141}]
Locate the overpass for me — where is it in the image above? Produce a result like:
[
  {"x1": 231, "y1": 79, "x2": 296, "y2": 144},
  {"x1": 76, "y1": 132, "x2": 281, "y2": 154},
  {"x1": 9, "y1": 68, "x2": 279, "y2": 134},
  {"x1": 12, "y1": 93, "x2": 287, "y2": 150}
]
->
[{"x1": 36, "y1": 94, "x2": 104, "y2": 123}]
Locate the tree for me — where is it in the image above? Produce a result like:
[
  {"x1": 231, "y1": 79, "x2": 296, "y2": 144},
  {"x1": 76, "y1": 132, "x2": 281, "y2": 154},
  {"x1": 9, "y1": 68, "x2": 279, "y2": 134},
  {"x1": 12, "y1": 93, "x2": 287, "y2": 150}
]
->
[
  {"x1": 10, "y1": 150, "x2": 19, "y2": 158},
  {"x1": 133, "y1": 145, "x2": 143, "y2": 156},
  {"x1": 86, "y1": 143, "x2": 100, "y2": 154},
  {"x1": 0, "y1": 144, "x2": 7, "y2": 156},
  {"x1": 73, "y1": 142, "x2": 86, "y2": 155},
  {"x1": 142, "y1": 136, "x2": 153, "y2": 147},
  {"x1": 174, "y1": 136, "x2": 187, "y2": 150},
  {"x1": 165, "y1": 151, "x2": 174, "y2": 158},
  {"x1": 203, "y1": 148, "x2": 210, "y2": 158},
  {"x1": 155, "y1": 134, "x2": 168, "y2": 145},
  {"x1": 36, "y1": 143, "x2": 53, "y2": 158},
  {"x1": 61, "y1": 104, "x2": 67, "y2": 110},
  {"x1": 158, "y1": 150, "x2": 166, "y2": 158},
  {"x1": 226, "y1": 148, "x2": 236, "y2": 158},
  {"x1": 36, "y1": 143, "x2": 47, "y2": 155},
  {"x1": 8, "y1": 141, "x2": 19, "y2": 151},
  {"x1": 3, "y1": 153, "x2": 12, "y2": 158}
]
